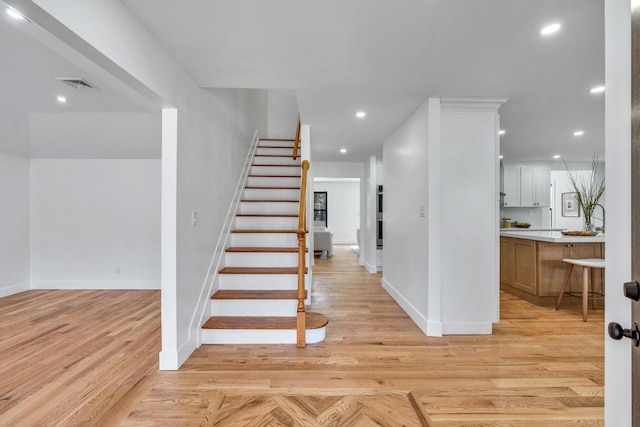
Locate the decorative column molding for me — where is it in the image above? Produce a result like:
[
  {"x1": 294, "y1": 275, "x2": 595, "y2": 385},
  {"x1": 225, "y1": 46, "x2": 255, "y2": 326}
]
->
[{"x1": 440, "y1": 97, "x2": 509, "y2": 113}]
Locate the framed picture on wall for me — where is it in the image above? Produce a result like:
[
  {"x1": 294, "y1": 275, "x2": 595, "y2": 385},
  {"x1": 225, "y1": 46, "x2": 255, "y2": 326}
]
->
[
  {"x1": 561, "y1": 192, "x2": 580, "y2": 217},
  {"x1": 313, "y1": 191, "x2": 328, "y2": 227}
]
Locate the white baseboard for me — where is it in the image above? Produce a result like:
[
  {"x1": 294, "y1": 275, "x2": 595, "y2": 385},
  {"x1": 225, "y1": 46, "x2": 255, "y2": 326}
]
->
[
  {"x1": 30, "y1": 280, "x2": 161, "y2": 290},
  {"x1": 159, "y1": 336, "x2": 198, "y2": 370},
  {"x1": 364, "y1": 261, "x2": 377, "y2": 274},
  {"x1": 0, "y1": 282, "x2": 30, "y2": 298},
  {"x1": 381, "y1": 278, "x2": 438, "y2": 336},
  {"x1": 442, "y1": 322, "x2": 493, "y2": 335}
]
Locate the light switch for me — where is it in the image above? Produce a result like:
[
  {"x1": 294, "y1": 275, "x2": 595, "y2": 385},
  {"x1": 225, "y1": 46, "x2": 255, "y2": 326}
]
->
[
  {"x1": 419, "y1": 205, "x2": 426, "y2": 218},
  {"x1": 192, "y1": 210, "x2": 198, "y2": 226}
]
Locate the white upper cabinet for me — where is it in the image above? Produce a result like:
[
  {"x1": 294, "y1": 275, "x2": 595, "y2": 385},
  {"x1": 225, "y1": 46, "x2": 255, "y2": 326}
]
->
[
  {"x1": 502, "y1": 165, "x2": 550, "y2": 207},
  {"x1": 502, "y1": 165, "x2": 520, "y2": 207}
]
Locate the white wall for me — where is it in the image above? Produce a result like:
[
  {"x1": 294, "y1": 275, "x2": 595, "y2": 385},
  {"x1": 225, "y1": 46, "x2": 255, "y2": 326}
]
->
[
  {"x1": 313, "y1": 162, "x2": 364, "y2": 179},
  {"x1": 382, "y1": 100, "x2": 431, "y2": 330},
  {"x1": 382, "y1": 97, "x2": 503, "y2": 337},
  {"x1": 26, "y1": 0, "x2": 269, "y2": 369},
  {"x1": 604, "y1": 0, "x2": 631, "y2": 424},
  {"x1": 29, "y1": 159, "x2": 160, "y2": 289},
  {"x1": 267, "y1": 89, "x2": 298, "y2": 139},
  {"x1": 313, "y1": 180, "x2": 360, "y2": 244},
  {"x1": 0, "y1": 154, "x2": 30, "y2": 297}
]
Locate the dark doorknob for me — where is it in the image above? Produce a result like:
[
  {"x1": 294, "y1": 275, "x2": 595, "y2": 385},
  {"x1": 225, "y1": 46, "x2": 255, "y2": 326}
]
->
[
  {"x1": 624, "y1": 281, "x2": 640, "y2": 301},
  {"x1": 608, "y1": 322, "x2": 640, "y2": 346}
]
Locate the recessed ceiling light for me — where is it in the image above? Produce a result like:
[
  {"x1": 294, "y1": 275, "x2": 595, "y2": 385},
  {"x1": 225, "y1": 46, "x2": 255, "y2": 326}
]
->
[
  {"x1": 573, "y1": 130, "x2": 584, "y2": 136},
  {"x1": 356, "y1": 111, "x2": 366, "y2": 118},
  {"x1": 340, "y1": 148, "x2": 347, "y2": 154},
  {"x1": 56, "y1": 96, "x2": 67, "y2": 103},
  {"x1": 499, "y1": 155, "x2": 504, "y2": 159},
  {"x1": 6, "y1": 7, "x2": 28, "y2": 21},
  {"x1": 590, "y1": 85, "x2": 606, "y2": 94},
  {"x1": 498, "y1": 129, "x2": 505, "y2": 135},
  {"x1": 553, "y1": 154, "x2": 561, "y2": 159},
  {"x1": 540, "y1": 23, "x2": 561, "y2": 35}
]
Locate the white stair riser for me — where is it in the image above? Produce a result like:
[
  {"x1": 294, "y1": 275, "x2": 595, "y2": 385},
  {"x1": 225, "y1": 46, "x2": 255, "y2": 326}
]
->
[
  {"x1": 239, "y1": 201, "x2": 299, "y2": 215},
  {"x1": 256, "y1": 147, "x2": 299, "y2": 156},
  {"x1": 230, "y1": 233, "x2": 299, "y2": 247},
  {"x1": 210, "y1": 299, "x2": 297, "y2": 316},
  {"x1": 254, "y1": 156, "x2": 301, "y2": 166},
  {"x1": 218, "y1": 273, "x2": 298, "y2": 290},
  {"x1": 251, "y1": 166, "x2": 300, "y2": 176},
  {"x1": 225, "y1": 252, "x2": 299, "y2": 267},
  {"x1": 247, "y1": 177, "x2": 300, "y2": 187},
  {"x1": 235, "y1": 216, "x2": 298, "y2": 230},
  {"x1": 244, "y1": 188, "x2": 300, "y2": 200},
  {"x1": 201, "y1": 326, "x2": 326, "y2": 345},
  {"x1": 258, "y1": 140, "x2": 295, "y2": 148}
]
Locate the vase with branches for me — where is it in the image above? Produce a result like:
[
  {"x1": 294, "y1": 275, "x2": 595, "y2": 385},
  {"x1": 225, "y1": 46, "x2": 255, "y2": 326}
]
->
[{"x1": 564, "y1": 155, "x2": 605, "y2": 232}]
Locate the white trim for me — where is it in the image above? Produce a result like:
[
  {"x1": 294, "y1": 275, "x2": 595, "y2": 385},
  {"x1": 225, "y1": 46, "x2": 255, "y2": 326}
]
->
[
  {"x1": 0, "y1": 282, "x2": 30, "y2": 298},
  {"x1": 442, "y1": 322, "x2": 493, "y2": 335},
  {"x1": 440, "y1": 97, "x2": 509, "y2": 112},
  {"x1": 30, "y1": 281, "x2": 160, "y2": 290},
  {"x1": 364, "y1": 261, "x2": 377, "y2": 274},
  {"x1": 382, "y1": 278, "x2": 442, "y2": 336},
  {"x1": 159, "y1": 335, "x2": 198, "y2": 371}
]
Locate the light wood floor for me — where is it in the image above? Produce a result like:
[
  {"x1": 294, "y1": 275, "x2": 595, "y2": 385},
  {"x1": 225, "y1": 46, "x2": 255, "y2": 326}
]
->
[{"x1": 0, "y1": 245, "x2": 604, "y2": 425}]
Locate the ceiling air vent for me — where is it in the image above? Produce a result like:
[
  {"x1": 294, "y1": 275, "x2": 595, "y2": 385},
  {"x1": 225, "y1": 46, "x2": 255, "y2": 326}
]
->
[{"x1": 55, "y1": 77, "x2": 99, "y2": 91}]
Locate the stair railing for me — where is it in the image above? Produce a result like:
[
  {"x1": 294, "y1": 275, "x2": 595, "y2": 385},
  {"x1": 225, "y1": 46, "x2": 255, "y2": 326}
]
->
[
  {"x1": 293, "y1": 115, "x2": 301, "y2": 160},
  {"x1": 297, "y1": 159, "x2": 310, "y2": 347}
]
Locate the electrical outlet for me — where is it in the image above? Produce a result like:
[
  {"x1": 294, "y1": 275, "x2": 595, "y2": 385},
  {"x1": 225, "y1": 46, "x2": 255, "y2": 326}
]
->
[
  {"x1": 115, "y1": 266, "x2": 120, "y2": 274},
  {"x1": 192, "y1": 210, "x2": 198, "y2": 226}
]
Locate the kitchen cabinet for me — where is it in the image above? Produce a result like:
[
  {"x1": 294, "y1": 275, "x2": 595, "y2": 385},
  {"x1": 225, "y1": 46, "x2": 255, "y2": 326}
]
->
[
  {"x1": 500, "y1": 235, "x2": 604, "y2": 306},
  {"x1": 520, "y1": 166, "x2": 550, "y2": 207},
  {"x1": 502, "y1": 166, "x2": 520, "y2": 207},
  {"x1": 537, "y1": 241, "x2": 603, "y2": 297},
  {"x1": 500, "y1": 237, "x2": 536, "y2": 294},
  {"x1": 502, "y1": 164, "x2": 550, "y2": 207}
]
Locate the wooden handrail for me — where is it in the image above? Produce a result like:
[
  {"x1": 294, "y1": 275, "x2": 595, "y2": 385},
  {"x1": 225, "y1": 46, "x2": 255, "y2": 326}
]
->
[
  {"x1": 293, "y1": 115, "x2": 301, "y2": 160},
  {"x1": 296, "y1": 159, "x2": 310, "y2": 347}
]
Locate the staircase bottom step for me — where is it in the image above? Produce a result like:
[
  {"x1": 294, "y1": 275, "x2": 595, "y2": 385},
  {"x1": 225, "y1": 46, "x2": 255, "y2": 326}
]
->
[{"x1": 201, "y1": 312, "x2": 328, "y2": 345}]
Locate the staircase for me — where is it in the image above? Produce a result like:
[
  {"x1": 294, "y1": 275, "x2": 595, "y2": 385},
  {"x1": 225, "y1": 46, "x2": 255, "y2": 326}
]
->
[{"x1": 201, "y1": 138, "x2": 329, "y2": 345}]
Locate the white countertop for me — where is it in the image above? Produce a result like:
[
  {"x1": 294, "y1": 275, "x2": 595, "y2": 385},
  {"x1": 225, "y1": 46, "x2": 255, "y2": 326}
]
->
[
  {"x1": 500, "y1": 230, "x2": 605, "y2": 243},
  {"x1": 499, "y1": 227, "x2": 564, "y2": 232}
]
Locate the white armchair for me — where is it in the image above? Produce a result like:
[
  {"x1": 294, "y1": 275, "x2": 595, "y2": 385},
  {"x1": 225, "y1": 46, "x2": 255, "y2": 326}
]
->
[{"x1": 313, "y1": 226, "x2": 333, "y2": 257}]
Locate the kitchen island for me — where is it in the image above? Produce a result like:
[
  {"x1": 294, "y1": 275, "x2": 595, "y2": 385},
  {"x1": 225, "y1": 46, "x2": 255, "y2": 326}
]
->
[{"x1": 500, "y1": 230, "x2": 604, "y2": 307}]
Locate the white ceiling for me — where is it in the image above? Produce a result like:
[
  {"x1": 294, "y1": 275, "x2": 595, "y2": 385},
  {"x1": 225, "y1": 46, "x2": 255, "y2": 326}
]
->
[
  {"x1": 120, "y1": 0, "x2": 605, "y2": 163},
  {"x1": 1, "y1": 0, "x2": 604, "y2": 163},
  {"x1": 0, "y1": 6, "x2": 160, "y2": 158}
]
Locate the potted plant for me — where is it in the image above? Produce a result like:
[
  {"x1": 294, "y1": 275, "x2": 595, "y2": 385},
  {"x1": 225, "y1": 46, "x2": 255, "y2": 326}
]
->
[{"x1": 565, "y1": 155, "x2": 605, "y2": 232}]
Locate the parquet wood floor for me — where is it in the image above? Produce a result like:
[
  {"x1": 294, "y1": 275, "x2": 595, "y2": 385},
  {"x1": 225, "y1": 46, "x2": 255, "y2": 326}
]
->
[{"x1": 0, "y1": 245, "x2": 604, "y2": 425}]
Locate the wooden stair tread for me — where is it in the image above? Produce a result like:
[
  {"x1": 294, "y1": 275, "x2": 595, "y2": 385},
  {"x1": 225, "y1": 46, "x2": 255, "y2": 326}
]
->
[
  {"x1": 226, "y1": 247, "x2": 306, "y2": 253},
  {"x1": 245, "y1": 186, "x2": 301, "y2": 190},
  {"x1": 202, "y1": 312, "x2": 329, "y2": 330},
  {"x1": 230, "y1": 229, "x2": 299, "y2": 234},
  {"x1": 219, "y1": 267, "x2": 307, "y2": 274},
  {"x1": 254, "y1": 155, "x2": 299, "y2": 158},
  {"x1": 240, "y1": 199, "x2": 299, "y2": 203},
  {"x1": 236, "y1": 214, "x2": 298, "y2": 217},
  {"x1": 259, "y1": 138, "x2": 295, "y2": 142},
  {"x1": 252, "y1": 164, "x2": 300, "y2": 167},
  {"x1": 211, "y1": 290, "x2": 301, "y2": 300},
  {"x1": 258, "y1": 146, "x2": 299, "y2": 149},
  {"x1": 248, "y1": 175, "x2": 301, "y2": 178}
]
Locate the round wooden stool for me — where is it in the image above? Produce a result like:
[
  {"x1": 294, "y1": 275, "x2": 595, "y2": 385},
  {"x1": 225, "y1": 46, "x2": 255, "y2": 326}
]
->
[{"x1": 555, "y1": 258, "x2": 605, "y2": 321}]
